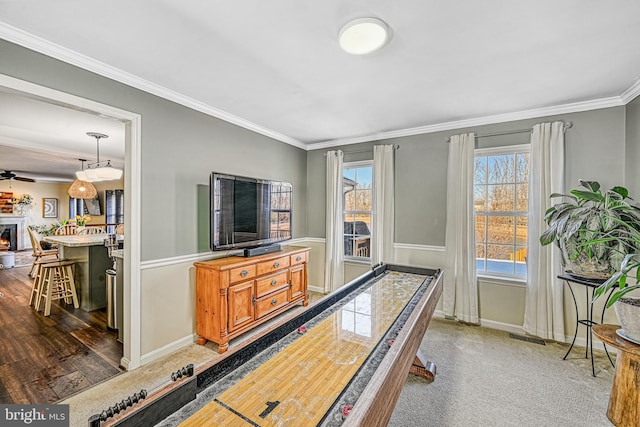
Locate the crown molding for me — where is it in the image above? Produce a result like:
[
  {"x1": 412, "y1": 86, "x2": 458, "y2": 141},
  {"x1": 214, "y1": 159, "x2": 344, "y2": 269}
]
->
[
  {"x1": 621, "y1": 78, "x2": 640, "y2": 104},
  {"x1": 306, "y1": 96, "x2": 625, "y2": 150},
  {"x1": 2, "y1": 22, "x2": 638, "y2": 152},
  {"x1": 0, "y1": 22, "x2": 307, "y2": 150}
]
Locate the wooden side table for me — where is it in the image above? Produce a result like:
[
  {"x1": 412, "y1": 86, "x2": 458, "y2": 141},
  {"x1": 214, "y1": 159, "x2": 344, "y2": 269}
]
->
[{"x1": 593, "y1": 324, "x2": 640, "y2": 426}]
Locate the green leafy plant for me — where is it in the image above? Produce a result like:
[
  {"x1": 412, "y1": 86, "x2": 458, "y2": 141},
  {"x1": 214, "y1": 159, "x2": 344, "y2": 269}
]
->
[
  {"x1": 586, "y1": 211, "x2": 640, "y2": 307},
  {"x1": 593, "y1": 253, "x2": 640, "y2": 307},
  {"x1": 539, "y1": 180, "x2": 640, "y2": 279},
  {"x1": 29, "y1": 224, "x2": 58, "y2": 236}
]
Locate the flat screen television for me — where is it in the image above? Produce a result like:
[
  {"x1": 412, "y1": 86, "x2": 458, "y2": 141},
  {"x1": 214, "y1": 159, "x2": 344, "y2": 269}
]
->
[{"x1": 210, "y1": 172, "x2": 293, "y2": 251}]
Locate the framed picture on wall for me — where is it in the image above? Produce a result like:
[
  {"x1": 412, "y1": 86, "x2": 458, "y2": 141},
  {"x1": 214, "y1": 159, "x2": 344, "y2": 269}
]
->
[
  {"x1": 43, "y1": 198, "x2": 58, "y2": 218},
  {"x1": 84, "y1": 195, "x2": 102, "y2": 215}
]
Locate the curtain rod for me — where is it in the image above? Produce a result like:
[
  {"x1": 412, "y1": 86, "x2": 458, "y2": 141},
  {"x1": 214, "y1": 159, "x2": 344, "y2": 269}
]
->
[
  {"x1": 445, "y1": 120, "x2": 573, "y2": 143},
  {"x1": 324, "y1": 144, "x2": 400, "y2": 156}
]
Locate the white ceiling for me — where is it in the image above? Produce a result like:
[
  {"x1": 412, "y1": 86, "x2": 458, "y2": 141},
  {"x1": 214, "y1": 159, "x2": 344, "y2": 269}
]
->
[
  {"x1": 1, "y1": 1, "x2": 640, "y2": 179},
  {"x1": 0, "y1": 90, "x2": 125, "y2": 182}
]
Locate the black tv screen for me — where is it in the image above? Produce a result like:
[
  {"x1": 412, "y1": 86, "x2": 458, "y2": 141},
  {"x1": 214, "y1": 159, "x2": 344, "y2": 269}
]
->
[{"x1": 210, "y1": 172, "x2": 293, "y2": 251}]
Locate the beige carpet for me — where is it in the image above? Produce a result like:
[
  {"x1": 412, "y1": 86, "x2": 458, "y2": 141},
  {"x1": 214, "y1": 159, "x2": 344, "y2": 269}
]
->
[
  {"x1": 63, "y1": 318, "x2": 616, "y2": 427},
  {"x1": 389, "y1": 318, "x2": 614, "y2": 427}
]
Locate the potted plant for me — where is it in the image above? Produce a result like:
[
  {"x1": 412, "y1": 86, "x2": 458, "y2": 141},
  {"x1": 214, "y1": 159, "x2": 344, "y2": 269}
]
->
[
  {"x1": 591, "y1": 240, "x2": 640, "y2": 343},
  {"x1": 539, "y1": 180, "x2": 640, "y2": 279}
]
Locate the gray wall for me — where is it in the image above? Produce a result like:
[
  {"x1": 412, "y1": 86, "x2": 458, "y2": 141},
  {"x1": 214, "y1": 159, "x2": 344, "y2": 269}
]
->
[
  {"x1": 0, "y1": 40, "x2": 308, "y2": 261},
  {"x1": 307, "y1": 106, "x2": 627, "y2": 246}
]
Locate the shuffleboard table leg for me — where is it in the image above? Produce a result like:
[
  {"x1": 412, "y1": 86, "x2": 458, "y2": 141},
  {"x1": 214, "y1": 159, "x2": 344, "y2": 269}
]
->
[{"x1": 409, "y1": 348, "x2": 436, "y2": 381}]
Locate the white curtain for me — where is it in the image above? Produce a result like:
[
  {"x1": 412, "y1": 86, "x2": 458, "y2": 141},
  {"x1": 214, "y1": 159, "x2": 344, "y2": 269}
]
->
[
  {"x1": 443, "y1": 133, "x2": 478, "y2": 324},
  {"x1": 524, "y1": 122, "x2": 565, "y2": 341},
  {"x1": 324, "y1": 150, "x2": 344, "y2": 293},
  {"x1": 372, "y1": 145, "x2": 395, "y2": 265}
]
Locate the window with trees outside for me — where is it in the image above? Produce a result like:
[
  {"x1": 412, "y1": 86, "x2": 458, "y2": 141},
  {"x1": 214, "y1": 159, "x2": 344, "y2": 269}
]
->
[
  {"x1": 343, "y1": 162, "x2": 373, "y2": 260},
  {"x1": 474, "y1": 146, "x2": 529, "y2": 279}
]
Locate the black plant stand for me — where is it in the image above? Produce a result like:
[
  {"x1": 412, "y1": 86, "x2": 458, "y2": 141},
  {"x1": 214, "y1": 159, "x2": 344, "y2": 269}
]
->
[{"x1": 559, "y1": 274, "x2": 616, "y2": 376}]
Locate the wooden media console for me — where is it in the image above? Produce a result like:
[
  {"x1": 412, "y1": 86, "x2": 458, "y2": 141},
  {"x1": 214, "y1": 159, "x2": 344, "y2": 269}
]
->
[{"x1": 194, "y1": 246, "x2": 309, "y2": 353}]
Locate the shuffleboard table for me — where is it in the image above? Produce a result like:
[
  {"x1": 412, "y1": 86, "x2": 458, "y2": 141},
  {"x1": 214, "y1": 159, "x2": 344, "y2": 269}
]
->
[{"x1": 89, "y1": 263, "x2": 443, "y2": 427}]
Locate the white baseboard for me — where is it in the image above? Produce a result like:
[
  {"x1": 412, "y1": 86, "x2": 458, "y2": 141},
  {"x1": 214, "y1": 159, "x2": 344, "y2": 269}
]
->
[
  {"x1": 308, "y1": 285, "x2": 324, "y2": 293},
  {"x1": 139, "y1": 334, "x2": 197, "y2": 367},
  {"x1": 433, "y1": 310, "x2": 616, "y2": 353},
  {"x1": 120, "y1": 356, "x2": 132, "y2": 371}
]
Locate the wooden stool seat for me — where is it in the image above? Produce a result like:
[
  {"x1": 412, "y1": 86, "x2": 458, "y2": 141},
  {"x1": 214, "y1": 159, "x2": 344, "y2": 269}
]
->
[{"x1": 36, "y1": 260, "x2": 79, "y2": 316}]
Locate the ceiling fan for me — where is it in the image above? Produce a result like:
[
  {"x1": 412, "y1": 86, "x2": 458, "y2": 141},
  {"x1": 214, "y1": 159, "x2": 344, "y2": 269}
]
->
[{"x1": 0, "y1": 170, "x2": 35, "y2": 183}]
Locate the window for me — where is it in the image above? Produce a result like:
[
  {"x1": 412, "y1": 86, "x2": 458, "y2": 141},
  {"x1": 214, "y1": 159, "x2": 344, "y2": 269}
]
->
[
  {"x1": 474, "y1": 146, "x2": 529, "y2": 278},
  {"x1": 105, "y1": 190, "x2": 124, "y2": 234},
  {"x1": 343, "y1": 161, "x2": 373, "y2": 260}
]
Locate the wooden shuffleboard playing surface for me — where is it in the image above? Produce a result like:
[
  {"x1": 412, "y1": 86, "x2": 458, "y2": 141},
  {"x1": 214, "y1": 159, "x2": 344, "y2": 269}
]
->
[{"x1": 180, "y1": 271, "x2": 426, "y2": 426}]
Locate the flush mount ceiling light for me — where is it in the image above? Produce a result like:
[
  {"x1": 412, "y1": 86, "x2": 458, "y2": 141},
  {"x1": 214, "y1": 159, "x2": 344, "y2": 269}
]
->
[
  {"x1": 339, "y1": 17, "x2": 390, "y2": 55},
  {"x1": 75, "y1": 132, "x2": 123, "y2": 182},
  {"x1": 68, "y1": 159, "x2": 98, "y2": 199}
]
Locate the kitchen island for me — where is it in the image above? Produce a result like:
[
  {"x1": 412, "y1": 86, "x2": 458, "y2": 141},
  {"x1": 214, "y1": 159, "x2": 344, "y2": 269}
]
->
[{"x1": 43, "y1": 234, "x2": 115, "y2": 311}]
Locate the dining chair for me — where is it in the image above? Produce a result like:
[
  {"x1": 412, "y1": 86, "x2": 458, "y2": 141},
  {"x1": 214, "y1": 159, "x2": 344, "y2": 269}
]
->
[
  {"x1": 78, "y1": 225, "x2": 106, "y2": 234},
  {"x1": 54, "y1": 224, "x2": 77, "y2": 235},
  {"x1": 27, "y1": 227, "x2": 59, "y2": 278}
]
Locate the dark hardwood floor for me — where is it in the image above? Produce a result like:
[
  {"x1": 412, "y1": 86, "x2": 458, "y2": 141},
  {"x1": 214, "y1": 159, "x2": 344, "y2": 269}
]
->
[{"x1": 0, "y1": 264, "x2": 124, "y2": 404}]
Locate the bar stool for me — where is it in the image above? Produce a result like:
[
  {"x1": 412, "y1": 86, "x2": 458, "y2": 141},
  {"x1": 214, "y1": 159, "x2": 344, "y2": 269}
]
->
[
  {"x1": 29, "y1": 258, "x2": 55, "y2": 306},
  {"x1": 36, "y1": 260, "x2": 79, "y2": 316}
]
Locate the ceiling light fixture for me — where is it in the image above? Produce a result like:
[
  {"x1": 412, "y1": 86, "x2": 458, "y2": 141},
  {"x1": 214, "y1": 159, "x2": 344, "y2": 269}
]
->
[
  {"x1": 67, "y1": 159, "x2": 98, "y2": 199},
  {"x1": 76, "y1": 132, "x2": 123, "y2": 182},
  {"x1": 339, "y1": 17, "x2": 390, "y2": 55}
]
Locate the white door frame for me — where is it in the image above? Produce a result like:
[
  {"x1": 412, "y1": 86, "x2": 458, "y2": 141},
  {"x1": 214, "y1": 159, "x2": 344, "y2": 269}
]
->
[{"x1": 0, "y1": 74, "x2": 143, "y2": 370}]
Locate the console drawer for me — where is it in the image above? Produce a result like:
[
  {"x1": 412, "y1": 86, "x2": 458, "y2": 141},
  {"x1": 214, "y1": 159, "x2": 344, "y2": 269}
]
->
[
  {"x1": 290, "y1": 252, "x2": 307, "y2": 266},
  {"x1": 255, "y1": 271, "x2": 289, "y2": 298},
  {"x1": 255, "y1": 288, "x2": 289, "y2": 319},
  {"x1": 229, "y1": 265, "x2": 256, "y2": 284},
  {"x1": 256, "y1": 256, "x2": 290, "y2": 276}
]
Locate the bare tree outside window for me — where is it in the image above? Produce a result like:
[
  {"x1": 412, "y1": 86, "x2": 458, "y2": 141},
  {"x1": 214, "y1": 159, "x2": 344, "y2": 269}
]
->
[
  {"x1": 475, "y1": 148, "x2": 529, "y2": 277},
  {"x1": 343, "y1": 163, "x2": 373, "y2": 259}
]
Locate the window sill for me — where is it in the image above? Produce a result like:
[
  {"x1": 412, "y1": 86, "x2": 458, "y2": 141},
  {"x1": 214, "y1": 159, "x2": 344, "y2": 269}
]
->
[{"x1": 477, "y1": 273, "x2": 526, "y2": 288}]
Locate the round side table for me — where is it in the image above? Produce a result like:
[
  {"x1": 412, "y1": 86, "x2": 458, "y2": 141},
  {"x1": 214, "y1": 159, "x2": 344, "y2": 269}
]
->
[{"x1": 593, "y1": 324, "x2": 640, "y2": 427}]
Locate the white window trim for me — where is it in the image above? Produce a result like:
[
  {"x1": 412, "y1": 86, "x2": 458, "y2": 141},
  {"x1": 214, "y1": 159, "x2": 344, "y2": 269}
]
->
[{"x1": 474, "y1": 144, "x2": 530, "y2": 281}]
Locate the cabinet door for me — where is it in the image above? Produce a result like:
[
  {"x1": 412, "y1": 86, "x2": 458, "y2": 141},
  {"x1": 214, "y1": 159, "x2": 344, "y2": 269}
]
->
[
  {"x1": 289, "y1": 264, "x2": 306, "y2": 301},
  {"x1": 228, "y1": 280, "x2": 255, "y2": 332}
]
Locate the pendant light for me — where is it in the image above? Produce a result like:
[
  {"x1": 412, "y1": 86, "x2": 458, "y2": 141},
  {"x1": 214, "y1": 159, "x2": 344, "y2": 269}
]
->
[
  {"x1": 68, "y1": 159, "x2": 98, "y2": 199},
  {"x1": 76, "y1": 132, "x2": 123, "y2": 182}
]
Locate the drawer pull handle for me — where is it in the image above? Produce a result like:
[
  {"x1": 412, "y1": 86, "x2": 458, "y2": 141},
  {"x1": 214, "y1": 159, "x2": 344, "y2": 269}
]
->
[
  {"x1": 241, "y1": 270, "x2": 248, "y2": 277},
  {"x1": 296, "y1": 256, "x2": 302, "y2": 261},
  {"x1": 273, "y1": 262, "x2": 279, "y2": 268},
  {"x1": 271, "y1": 299, "x2": 278, "y2": 305},
  {"x1": 271, "y1": 280, "x2": 277, "y2": 286}
]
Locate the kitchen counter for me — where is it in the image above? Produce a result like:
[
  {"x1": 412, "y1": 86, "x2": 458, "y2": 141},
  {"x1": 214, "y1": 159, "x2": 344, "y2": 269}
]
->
[{"x1": 44, "y1": 234, "x2": 123, "y2": 247}]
